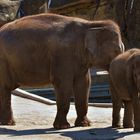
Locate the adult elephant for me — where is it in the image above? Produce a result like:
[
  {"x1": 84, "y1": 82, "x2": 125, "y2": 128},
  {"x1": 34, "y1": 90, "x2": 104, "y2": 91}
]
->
[
  {"x1": 0, "y1": 13, "x2": 124, "y2": 129},
  {"x1": 109, "y1": 48, "x2": 140, "y2": 132}
]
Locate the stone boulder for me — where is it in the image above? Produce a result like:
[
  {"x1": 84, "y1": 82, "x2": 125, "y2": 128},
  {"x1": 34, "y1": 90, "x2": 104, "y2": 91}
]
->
[{"x1": 0, "y1": 0, "x2": 20, "y2": 27}]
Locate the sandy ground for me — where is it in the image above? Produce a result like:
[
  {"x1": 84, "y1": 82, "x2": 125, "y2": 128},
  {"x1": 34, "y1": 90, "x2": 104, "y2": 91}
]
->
[{"x1": 0, "y1": 95, "x2": 140, "y2": 140}]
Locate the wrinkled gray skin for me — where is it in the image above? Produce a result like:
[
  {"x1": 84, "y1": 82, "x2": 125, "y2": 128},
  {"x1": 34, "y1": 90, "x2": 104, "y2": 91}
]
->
[
  {"x1": 109, "y1": 48, "x2": 140, "y2": 132},
  {"x1": 0, "y1": 13, "x2": 124, "y2": 129}
]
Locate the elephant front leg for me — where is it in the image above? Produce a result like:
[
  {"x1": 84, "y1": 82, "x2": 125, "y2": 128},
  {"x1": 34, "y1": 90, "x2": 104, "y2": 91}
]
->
[
  {"x1": 74, "y1": 71, "x2": 91, "y2": 127},
  {"x1": 0, "y1": 88, "x2": 15, "y2": 125}
]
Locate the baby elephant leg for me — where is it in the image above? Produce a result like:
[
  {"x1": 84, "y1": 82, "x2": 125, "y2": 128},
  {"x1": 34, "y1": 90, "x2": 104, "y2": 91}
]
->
[
  {"x1": 132, "y1": 93, "x2": 140, "y2": 132},
  {"x1": 112, "y1": 99, "x2": 122, "y2": 128},
  {"x1": 110, "y1": 81, "x2": 122, "y2": 128},
  {"x1": 123, "y1": 101, "x2": 134, "y2": 128},
  {"x1": 0, "y1": 88, "x2": 15, "y2": 125}
]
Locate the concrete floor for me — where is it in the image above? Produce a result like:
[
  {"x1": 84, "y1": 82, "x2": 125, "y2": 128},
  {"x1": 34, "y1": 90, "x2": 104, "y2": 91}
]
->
[{"x1": 0, "y1": 95, "x2": 140, "y2": 140}]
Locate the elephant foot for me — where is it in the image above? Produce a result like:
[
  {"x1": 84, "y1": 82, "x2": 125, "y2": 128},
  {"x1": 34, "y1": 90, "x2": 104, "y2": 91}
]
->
[
  {"x1": 134, "y1": 127, "x2": 140, "y2": 132},
  {"x1": 112, "y1": 123, "x2": 122, "y2": 129},
  {"x1": 123, "y1": 123, "x2": 134, "y2": 128},
  {"x1": 75, "y1": 117, "x2": 91, "y2": 127},
  {"x1": 0, "y1": 111, "x2": 15, "y2": 125},
  {"x1": 112, "y1": 121, "x2": 122, "y2": 128},
  {"x1": 123, "y1": 119, "x2": 134, "y2": 128},
  {"x1": 53, "y1": 119, "x2": 70, "y2": 129},
  {"x1": 0, "y1": 119, "x2": 15, "y2": 125}
]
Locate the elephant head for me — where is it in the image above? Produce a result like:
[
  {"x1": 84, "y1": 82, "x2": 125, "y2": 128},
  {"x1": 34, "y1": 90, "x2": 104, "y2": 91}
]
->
[
  {"x1": 126, "y1": 52, "x2": 140, "y2": 96},
  {"x1": 85, "y1": 26, "x2": 124, "y2": 70}
]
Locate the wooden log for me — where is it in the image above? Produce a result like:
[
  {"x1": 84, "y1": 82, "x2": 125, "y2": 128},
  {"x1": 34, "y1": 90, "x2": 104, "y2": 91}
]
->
[{"x1": 12, "y1": 88, "x2": 56, "y2": 105}]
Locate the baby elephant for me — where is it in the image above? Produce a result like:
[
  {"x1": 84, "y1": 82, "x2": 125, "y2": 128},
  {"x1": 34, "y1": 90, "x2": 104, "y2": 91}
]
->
[{"x1": 109, "y1": 48, "x2": 140, "y2": 131}]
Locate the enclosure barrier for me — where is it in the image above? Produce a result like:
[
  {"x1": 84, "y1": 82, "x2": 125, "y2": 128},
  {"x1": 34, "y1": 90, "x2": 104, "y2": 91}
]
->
[{"x1": 12, "y1": 88, "x2": 112, "y2": 108}]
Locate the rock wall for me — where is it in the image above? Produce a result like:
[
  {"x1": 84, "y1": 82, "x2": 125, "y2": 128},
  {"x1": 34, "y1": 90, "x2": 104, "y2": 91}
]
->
[
  {"x1": 48, "y1": 0, "x2": 114, "y2": 20},
  {"x1": 113, "y1": 0, "x2": 140, "y2": 48},
  {"x1": 19, "y1": 0, "x2": 46, "y2": 15}
]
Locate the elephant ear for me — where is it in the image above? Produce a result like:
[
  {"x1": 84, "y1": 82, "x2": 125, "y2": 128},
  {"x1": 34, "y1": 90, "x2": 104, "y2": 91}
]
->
[
  {"x1": 126, "y1": 54, "x2": 137, "y2": 96},
  {"x1": 85, "y1": 28, "x2": 98, "y2": 57},
  {"x1": 85, "y1": 27, "x2": 118, "y2": 57}
]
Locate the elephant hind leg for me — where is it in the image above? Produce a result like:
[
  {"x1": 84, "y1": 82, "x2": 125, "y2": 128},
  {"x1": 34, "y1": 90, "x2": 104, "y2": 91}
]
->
[
  {"x1": 131, "y1": 94, "x2": 140, "y2": 132},
  {"x1": 112, "y1": 99, "x2": 122, "y2": 128},
  {"x1": 110, "y1": 79, "x2": 122, "y2": 128},
  {"x1": 0, "y1": 88, "x2": 15, "y2": 125},
  {"x1": 123, "y1": 101, "x2": 134, "y2": 128},
  {"x1": 53, "y1": 79, "x2": 73, "y2": 129},
  {"x1": 74, "y1": 71, "x2": 91, "y2": 127}
]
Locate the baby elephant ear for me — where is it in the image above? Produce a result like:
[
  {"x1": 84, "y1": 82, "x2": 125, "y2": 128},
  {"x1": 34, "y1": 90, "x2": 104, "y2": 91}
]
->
[{"x1": 126, "y1": 55, "x2": 137, "y2": 94}]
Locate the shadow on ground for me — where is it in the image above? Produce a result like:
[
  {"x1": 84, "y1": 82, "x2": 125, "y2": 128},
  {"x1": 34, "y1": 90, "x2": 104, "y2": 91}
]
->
[{"x1": 0, "y1": 126, "x2": 136, "y2": 140}]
